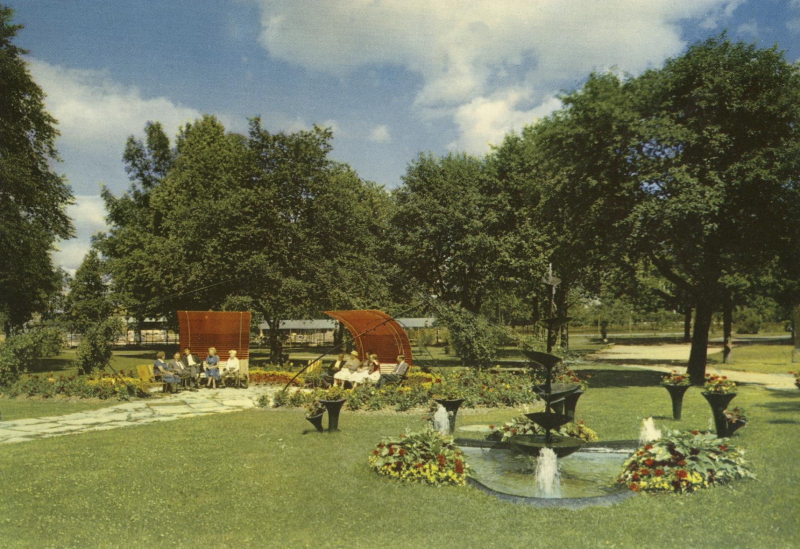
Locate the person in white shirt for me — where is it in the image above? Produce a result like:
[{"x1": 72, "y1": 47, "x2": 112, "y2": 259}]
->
[
  {"x1": 333, "y1": 350, "x2": 360, "y2": 387},
  {"x1": 221, "y1": 350, "x2": 240, "y2": 387}
]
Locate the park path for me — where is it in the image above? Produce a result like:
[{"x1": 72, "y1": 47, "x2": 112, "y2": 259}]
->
[
  {"x1": 589, "y1": 343, "x2": 797, "y2": 389},
  {"x1": 0, "y1": 386, "x2": 281, "y2": 446}
]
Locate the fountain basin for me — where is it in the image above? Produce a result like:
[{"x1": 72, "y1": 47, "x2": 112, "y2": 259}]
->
[
  {"x1": 510, "y1": 434, "x2": 583, "y2": 458},
  {"x1": 456, "y1": 438, "x2": 638, "y2": 509}
]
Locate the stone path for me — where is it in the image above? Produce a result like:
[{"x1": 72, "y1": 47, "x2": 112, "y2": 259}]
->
[{"x1": 0, "y1": 386, "x2": 281, "y2": 446}]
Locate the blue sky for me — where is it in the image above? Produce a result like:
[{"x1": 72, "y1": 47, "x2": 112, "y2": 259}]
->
[{"x1": 5, "y1": 0, "x2": 799, "y2": 273}]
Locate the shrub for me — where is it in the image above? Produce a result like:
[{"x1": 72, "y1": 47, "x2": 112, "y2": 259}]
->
[
  {"x1": 0, "y1": 327, "x2": 66, "y2": 387},
  {"x1": 2, "y1": 370, "x2": 149, "y2": 400},
  {"x1": 75, "y1": 319, "x2": 123, "y2": 374},
  {"x1": 368, "y1": 426, "x2": 470, "y2": 486},
  {"x1": 617, "y1": 430, "x2": 754, "y2": 493}
]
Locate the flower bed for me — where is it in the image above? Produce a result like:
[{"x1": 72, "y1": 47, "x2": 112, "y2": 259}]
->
[
  {"x1": 248, "y1": 369, "x2": 304, "y2": 386},
  {"x1": 368, "y1": 426, "x2": 470, "y2": 486},
  {"x1": 617, "y1": 430, "x2": 754, "y2": 493},
  {"x1": 486, "y1": 416, "x2": 599, "y2": 442},
  {"x1": 2, "y1": 371, "x2": 151, "y2": 400}
]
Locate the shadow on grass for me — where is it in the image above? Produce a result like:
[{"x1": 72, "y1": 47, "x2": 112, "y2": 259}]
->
[
  {"x1": 588, "y1": 358, "x2": 686, "y2": 366},
  {"x1": 767, "y1": 419, "x2": 799, "y2": 424},
  {"x1": 26, "y1": 356, "x2": 74, "y2": 374},
  {"x1": 570, "y1": 368, "x2": 664, "y2": 388},
  {"x1": 756, "y1": 393, "x2": 800, "y2": 414},
  {"x1": 602, "y1": 336, "x2": 688, "y2": 346}
]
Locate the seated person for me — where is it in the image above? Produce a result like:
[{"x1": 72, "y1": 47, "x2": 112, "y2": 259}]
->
[
  {"x1": 181, "y1": 347, "x2": 202, "y2": 389},
  {"x1": 375, "y1": 355, "x2": 410, "y2": 388},
  {"x1": 204, "y1": 347, "x2": 221, "y2": 388},
  {"x1": 221, "y1": 350, "x2": 240, "y2": 386},
  {"x1": 366, "y1": 354, "x2": 382, "y2": 384},
  {"x1": 154, "y1": 351, "x2": 181, "y2": 393},
  {"x1": 169, "y1": 352, "x2": 192, "y2": 389},
  {"x1": 333, "y1": 350, "x2": 361, "y2": 387}
]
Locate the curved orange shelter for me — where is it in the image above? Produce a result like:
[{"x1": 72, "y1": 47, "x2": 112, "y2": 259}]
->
[{"x1": 323, "y1": 309, "x2": 413, "y2": 366}]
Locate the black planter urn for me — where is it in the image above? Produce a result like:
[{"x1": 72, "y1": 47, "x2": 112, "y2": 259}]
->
[
  {"x1": 320, "y1": 399, "x2": 346, "y2": 431},
  {"x1": 701, "y1": 392, "x2": 737, "y2": 437},
  {"x1": 663, "y1": 384, "x2": 690, "y2": 420},
  {"x1": 433, "y1": 398, "x2": 466, "y2": 435},
  {"x1": 305, "y1": 413, "x2": 325, "y2": 433},
  {"x1": 563, "y1": 389, "x2": 584, "y2": 421}
]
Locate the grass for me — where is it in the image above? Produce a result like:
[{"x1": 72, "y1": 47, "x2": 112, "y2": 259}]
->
[
  {"x1": 708, "y1": 343, "x2": 799, "y2": 375},
  {"x1": 0, "y1": 375, "x2": 798, "y2": 548},
  {"x1": 0, "y1": 399, "x2": 114, "y2": 421}
]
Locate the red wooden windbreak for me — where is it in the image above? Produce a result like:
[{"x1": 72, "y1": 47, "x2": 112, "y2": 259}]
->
[
  {"x1": 323, "y1": 309, "x2": 413, "y2": 366},
  {"x1": 177, "y1": 311, "x2": 251, "y2": 360}
]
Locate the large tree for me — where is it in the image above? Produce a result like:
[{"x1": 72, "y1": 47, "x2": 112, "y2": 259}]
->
[
  {"x1": 0, "y1": 6, "x2": 74, "y2": 336},
  {"x1": 64, "y1": 249, "x2": 114, "y2": 333},
  {"x1": 626, "y1": 36, "x2": 800, "y2": 383}
]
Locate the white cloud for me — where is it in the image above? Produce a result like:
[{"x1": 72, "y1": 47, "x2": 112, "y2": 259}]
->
[
  {"x1": 252, "y1": 0, "x2": 741, "y2": 152},
  {"x1": 29, "y1": 60, "x2": 209, "y2": 154},
  {"x1": 369, "y1": 125, "x2": 391, "y2": 143},
  {"x1": 52, "y1": 195, "x2": 109, "y2": 273}
]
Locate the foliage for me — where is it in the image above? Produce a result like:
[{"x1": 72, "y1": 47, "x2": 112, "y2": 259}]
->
[
  {"x1": 661, "y1": 370, "x2": 691, "y2": 387},
  {"x1": 248, "y1": 369, "x2": 304, "y2": 386},
  {"x1": 703, "y1": 374, "x2": 737, "y2": 394},
  {"x1": 733, "y1": 306, "x2": 763, "y2": 334},
  {"x1": 2, "y1": 370, "x2": 149, "y2": 400},
  {"x1": 791, "y1": 370, "x2": 800, "y2": 389},
  {"x1": 0, "y1": 327, "x2": 65, "y2": 386},
  {"x1": 75, "y1": 318, "x2": 123, "y2": 375},
  {"x1": 368, "y1": 426, "x2": 470, "y2": 486},
  {"x1": 431, "y1": 302, "x2": 504, "y2": 368},
  {"x1": 723, "y1": 407, "x2": 747, "y2": 424},
  {"x1": 64, "y1": 249, "x2": 114, "y2": 333},
  {"x1": 0, "y1": 7, "x2": 74, "y2": 336},
  {"x1": 486, "y1": 417, "x2": 599, "y2": 443},
  {"x1": 617, "y1": 430, "x2": 754, "y2": 493},
  {"x1": 305, "y1": 398, "x2": 325, "y2": 417}
]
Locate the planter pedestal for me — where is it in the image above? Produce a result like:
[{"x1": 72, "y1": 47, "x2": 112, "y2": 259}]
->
[
  {"x1": 320, "y1": 399, "x2": 346, "y2": 431},
  {"x1": 305, "y1": 413, "x2": 324, "y2": 433},
  {"x1": 726, "y1": 419, "x2": 746, "y2": 437},
  {"x1": 663, "y1": 384, "x2": 690, "y2": 420},
  {"x1": 702, "y1": 392, "x2": 737, "y2": 437},
  {"x1": 434, "y1": 398, "x2": 466, "y2": 435}
]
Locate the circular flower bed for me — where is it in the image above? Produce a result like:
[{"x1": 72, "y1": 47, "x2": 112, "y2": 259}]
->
[
  {"x1": 368, "y1": 427, "x2": 470, "y2": 486},
  {"x1": 617, "y1": 430, "x2": 754, "y2": 493}
]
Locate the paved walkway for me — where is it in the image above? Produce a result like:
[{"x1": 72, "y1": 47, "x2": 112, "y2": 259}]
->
[{"x1": 0, "y1": 386, "x2": 281, "y2": 446}]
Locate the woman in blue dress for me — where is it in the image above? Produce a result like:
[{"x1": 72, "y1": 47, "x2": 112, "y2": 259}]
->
[
  {"x1": 204, "y1": 347, "x2": 221, "y2": 388},
  {"x1": 154, "y1": 351, "x2": 181, "y2": 393}
]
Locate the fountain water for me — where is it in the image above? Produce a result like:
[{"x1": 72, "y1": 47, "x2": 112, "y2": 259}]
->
[
  {"x1": 534, "y1": 448, "x2": 562, "y2": 498},
  {"x1": 433, "y1": 405, "x2": 450, "y2": 436},
  {"x1": 638, "y1": 417, "x2": 661, "y2": 445}
]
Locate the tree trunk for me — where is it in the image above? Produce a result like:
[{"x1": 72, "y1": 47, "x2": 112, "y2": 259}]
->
[
  {"x1": 688, "y1": 296, "x2": 714, "y2": 385},
  {"x1": 722, "y1": 292, "x2": 733, "y2": 363},
  {"x1": 600, "y1": 320, "x2": 609, "y2": 340},
  {"x1": 683, "y1": 305, "x2": 692, "y2": 342}
]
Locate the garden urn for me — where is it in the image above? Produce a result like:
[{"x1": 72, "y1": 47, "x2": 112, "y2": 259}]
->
[
  {"x1": 663, "y1": 384, "x2": 690, "y2": 420},
  {"x1": 433, "y1": 398, "x2": 466, "y2": 435},
  {"x1": 320, "y1": 398, "x2": 346, "y2": 431},
  {"x1": 305, "y1": 413, "x2": 325, "y2": 433},
  {"x1": 701, "y1": 392, "x2": 737, "y2": 437}
]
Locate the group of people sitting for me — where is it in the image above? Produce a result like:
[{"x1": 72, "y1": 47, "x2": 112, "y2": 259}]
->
[
  {"x1": 330, "y1": 351, "x2": 409, "y2": 388},
  {"x1": 153, "y1": 347, "x2": 240, "y2": 393}
]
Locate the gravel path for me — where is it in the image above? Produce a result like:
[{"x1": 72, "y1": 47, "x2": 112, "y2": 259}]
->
[{"x1": 591, "y1": 343, "x2": 797, "y2": 389}]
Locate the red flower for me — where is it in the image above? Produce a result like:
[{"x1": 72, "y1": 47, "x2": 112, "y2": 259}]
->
[
  {"x1": 378, "y1": 443, "x2": 385, "y2": 448},
  {"x1": 722, "y1": 376, "x2": 727, "y2": 380},
  {"x1": 691, "y1": 430, "x2": 699, "y2": 435},
  {"x1": 655, "y1": 469, "x2": 665, "y2": 477},
  {"x1": 676, "y1": 470, "x2": 688, "y2": 479},
  {"x1": 645, "y1": 459, "x2": 655, "y2": 467},
  {"x1": 644, "y1": 444, "x2": 653, "y2": 451},
  {"x1": 399, "y1": 448, "x2": 407, "y2": 456},
  {"x1": 437, "y1": 454, "x2": 446, "y2": 466},
  {"x1": 640, "y1": 469, "x2": 650, "y2": 476},
  {"x1": 388, "y1": 447, "x2": 394, "y2": 456},
  {"x1": 454, "y1": 459, "x2": 464, "y2": 474},
  {"x1": 632, "y1": 474, "x2": 640, "y2": 481},
  {"x1": 718, "y1": 445, "x2": 728, "y2": 452},
  {"x1": 678, "y1": 460, "x2": 687, "y2": 466},
  {"x1": 373, "y1": 450, "x2": 380, "y2": 455},
  {"x1": 629, "y1": 483, "x2": 641, "y2": 492},
  {"x1": 489, "y1": 425, "x2": 495, "y2": 430}
]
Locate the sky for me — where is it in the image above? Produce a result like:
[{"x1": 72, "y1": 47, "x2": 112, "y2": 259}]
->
[{"x1": 5, "y1": 0, "x2": 800, "y2": 274}]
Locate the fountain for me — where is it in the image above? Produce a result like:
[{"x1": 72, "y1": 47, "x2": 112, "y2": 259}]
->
[
  {"x1": 433, "y1": 404, "x2": 450, "y2": 436},
  {"x1": 509, "y1": 350, "x2": 582, "y2": 458},
  {"x1": 639, "y1": 417, "x2": 661, "y2": 445},
  {"x1": 456, "y1": 349, "x2": 638, "y2": 507}
]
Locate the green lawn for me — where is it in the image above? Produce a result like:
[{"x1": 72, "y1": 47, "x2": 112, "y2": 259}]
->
[
  {"x1": 0, "y1": 398, "x2": 114, "y2": 421},
  {"x1": 708, "y1": 343, "x2": 799, "y2": 374},
  {"x1": 0, "y1": 376, "x2": 797, "y2": 548}
]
